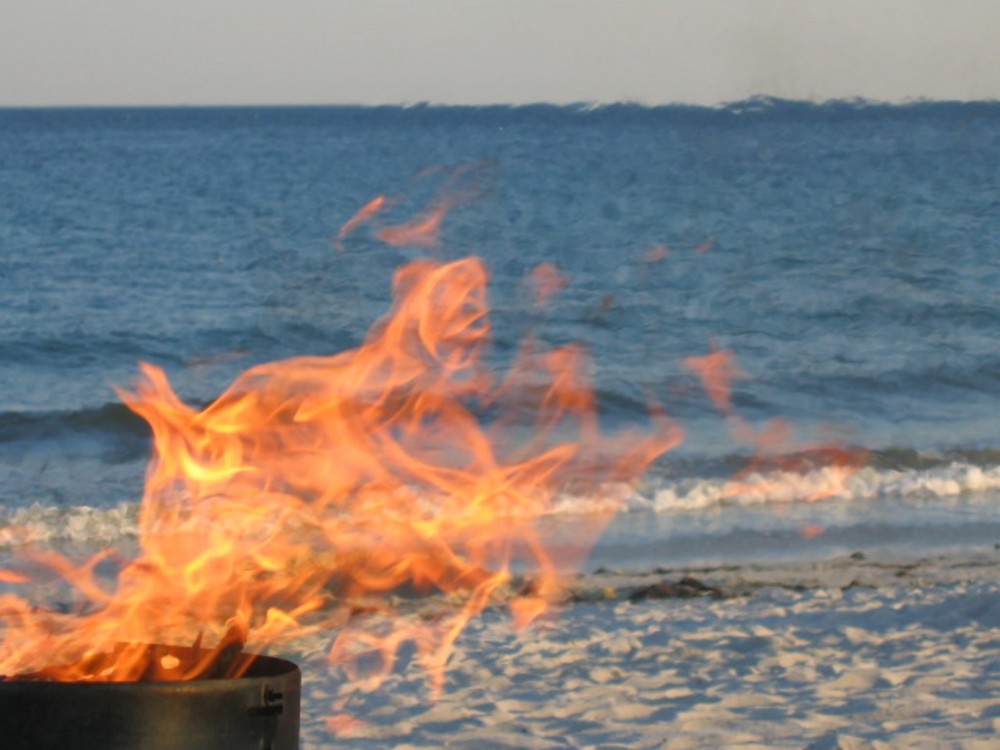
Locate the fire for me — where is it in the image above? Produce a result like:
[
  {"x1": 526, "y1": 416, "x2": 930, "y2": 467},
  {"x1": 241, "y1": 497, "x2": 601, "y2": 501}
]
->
[
  {"x1": 335, "y1": 194, "x2": 387, "y2": 249},
  {"x1": 0, "y1": 157, "x2": 866, "y2": 692},
  {"x1": 685, "y1": 343, "x2": 867, "y2": 502},
  {"x1": 376, "y1": 203, "x2": 449, "y2": 248},
  {"x1": 643, "y1": 244, "x2": 671, "y2": 263},
  {"x1": 682, "y1": 342, "x2": 743, "y2": 416},
  {"x1": 0, "y1": 256, "x2": 680, "y2": 689},
  {"x1": 367, "y1": 160, "x2": 495, "y2": 250},
  {"x1": 526, "y1": 262, "x2": 570, "y2": 308},
  {"x1": 724, "y1": 417, "x2": 868, "y2": 502}
]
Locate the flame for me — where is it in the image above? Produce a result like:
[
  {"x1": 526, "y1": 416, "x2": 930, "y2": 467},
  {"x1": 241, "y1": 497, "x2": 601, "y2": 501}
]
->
[
  {"x1": 0, "y1": 257, "x2": 680, "y2": 688},
  {"x1": 527, "y1": 262, "x2": 570, "y2": 308},
  {"x1": 372, "y1": 161, "x2": 494, "y2": 250},
  {"x1": 685, "y1": 344, "x2": 867, "y2": 502},
  {"x1": 682, "y1": 343, "x2": 743, "y2": 416},
  {"x1": 376, "y1": 203, "x2": 449, "y2": 248},
  {"x1": 643, "y1": 244, "x2": 671, "y2": 263},
  {"x1": 335, "y1": 194, "x2": 387, "y2": 249},
  {"x1": 724, "y1": 417, "x2": 869, "y2": 502},
  {"x1": 799, "y1": 523, "x2": 826, "y2": 540}
]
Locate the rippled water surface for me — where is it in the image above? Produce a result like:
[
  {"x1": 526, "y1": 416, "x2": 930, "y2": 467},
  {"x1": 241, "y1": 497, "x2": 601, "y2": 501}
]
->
[{"x1": 2, "y1": 101, "x2": 998, "y2": 563}]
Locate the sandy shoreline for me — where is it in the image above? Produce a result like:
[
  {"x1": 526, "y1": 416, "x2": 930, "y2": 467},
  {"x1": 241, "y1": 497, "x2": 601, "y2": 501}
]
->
[{"x1": 284, "y1": 548, "x2": 1000, "y2": 749}]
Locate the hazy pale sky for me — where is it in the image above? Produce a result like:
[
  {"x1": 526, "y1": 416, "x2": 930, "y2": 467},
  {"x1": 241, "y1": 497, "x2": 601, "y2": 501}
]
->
[{"x1": 2, "y1": 0, "x2": 999, "y2": 107}]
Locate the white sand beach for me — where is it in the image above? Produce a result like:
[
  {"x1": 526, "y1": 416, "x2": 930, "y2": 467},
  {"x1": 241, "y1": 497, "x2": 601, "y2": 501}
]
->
[{"x1": 287, "y1": 550, "x2": 1000, "y2": 749}]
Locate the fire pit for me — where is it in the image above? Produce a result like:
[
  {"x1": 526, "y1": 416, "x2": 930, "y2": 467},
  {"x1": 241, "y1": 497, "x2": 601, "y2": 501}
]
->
[{"x1": 0, "y1": 644, "x2": 300, "y2": 750}]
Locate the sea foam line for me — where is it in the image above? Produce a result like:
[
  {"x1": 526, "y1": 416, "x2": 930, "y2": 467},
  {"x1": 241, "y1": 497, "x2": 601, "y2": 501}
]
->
[{"x1": 1, "y1": 462, "x2": 998, "y2": 548}]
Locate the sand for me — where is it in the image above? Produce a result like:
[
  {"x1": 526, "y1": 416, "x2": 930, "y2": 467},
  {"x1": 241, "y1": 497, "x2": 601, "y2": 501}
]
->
[{"x1": 282, "y1": 549, "x2": 1000, "y2": 749}]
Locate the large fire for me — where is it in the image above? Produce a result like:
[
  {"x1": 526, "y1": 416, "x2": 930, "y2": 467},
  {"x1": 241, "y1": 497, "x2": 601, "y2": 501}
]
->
[
  {"x1": 0, "y1": 171, "x2": 866, "y2": 697},
  {"x1": 0, "y1": 255, "x2": 681, "y2": 692}
]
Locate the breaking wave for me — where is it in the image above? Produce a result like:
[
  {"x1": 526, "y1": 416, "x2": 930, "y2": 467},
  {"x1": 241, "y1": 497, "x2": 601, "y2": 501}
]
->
[
  {"x1": 0, "y1": 502, "x2": 139, "y2": 548},
  {"x1": 624, "y1": 459, "x2": 1000, "y2": 514},
  {"x1": 2, "y1": 458, "x2": 998, "y2": 550}
]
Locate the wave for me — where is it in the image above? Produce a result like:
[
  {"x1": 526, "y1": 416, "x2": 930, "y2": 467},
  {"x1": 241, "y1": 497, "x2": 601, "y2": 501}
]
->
[
  {"x1": 2, "y1": 457, "x2": 998, "y2": 550},
  {"x1": 620, "y1": 460, "x2": 1000, "y2": 514},
  {"x1": 0, "y1": 403, "x2": 148, "y2": 445}
]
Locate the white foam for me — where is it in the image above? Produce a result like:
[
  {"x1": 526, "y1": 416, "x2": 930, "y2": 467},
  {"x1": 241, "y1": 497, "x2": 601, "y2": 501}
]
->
[
  {"x1": 552, "y1": 461, "x2": 1000, "y2": 515},
  {"x1": 0, "y1": 502, "x2": 139, "y2": 548},
  {"x1": 860, "y1": 462, "x2": 1000, "y2": 500},
  {"x1": 2, "y1": 462, "x2": 998, "y2": 547}
]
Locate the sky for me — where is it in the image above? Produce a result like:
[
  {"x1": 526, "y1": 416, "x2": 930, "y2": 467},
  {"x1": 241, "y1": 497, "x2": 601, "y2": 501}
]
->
[{"x1": 2, "y1": 0, "x2": 999, "y2": 107}]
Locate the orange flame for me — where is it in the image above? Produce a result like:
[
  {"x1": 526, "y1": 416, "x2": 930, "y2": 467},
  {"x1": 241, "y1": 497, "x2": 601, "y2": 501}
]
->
[
  {"x1": 376, "y1": 203, "x2": 449, "y2": 248},
  {"x1": 335, "y1": 194, "x2": 387, "y2": 249},
  {"x1": 372, "y1": 161, "x2": 494, "y2": 250},
  {"x1": 684, "y1": 345, "x2": 868, "y2": 502},
  {"x1": 527, "y1": 262, "x2": 570, "y2": 308},
  {"x1": 642, "y1": 244, "x2": 671, "y2": 263},
  {"x1": 682, "y1": 344, "x2": 743, "y2": 416},
  {"x1": 724, "y1": 417, "x2": 869, "y2": 502},
  {"x1": 0, "y1": 257, "x2": 680, "y2": 690},
  {"x1": 799, "y1": 523, "x2": 826, "y2": 540}
]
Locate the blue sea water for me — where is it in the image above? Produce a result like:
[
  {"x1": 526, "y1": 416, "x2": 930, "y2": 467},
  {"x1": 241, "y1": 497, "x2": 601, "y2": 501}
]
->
[{"x1": 1, "y1": 100, "x2": 999, "y2": 569}]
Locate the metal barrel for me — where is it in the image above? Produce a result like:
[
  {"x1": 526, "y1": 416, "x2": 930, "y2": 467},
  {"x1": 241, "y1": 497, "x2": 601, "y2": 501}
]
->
[{"x1": 0, "y1": 646, "x2": 301, "y2": 750}]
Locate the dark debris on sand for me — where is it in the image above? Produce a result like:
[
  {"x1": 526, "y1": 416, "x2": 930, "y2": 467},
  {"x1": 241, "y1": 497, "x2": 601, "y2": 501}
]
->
[
  {"x1": 625, "y1": 576, "x2": 725, "y2": 601},
  {"x1": 567, "y1": 549, "x2": 1000, "y2": 605}
]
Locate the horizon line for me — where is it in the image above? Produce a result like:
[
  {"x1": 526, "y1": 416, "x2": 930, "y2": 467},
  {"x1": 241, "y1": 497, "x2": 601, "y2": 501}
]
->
[{"x1": 2, "y1": 95, "x2": 999, "y2": 111}]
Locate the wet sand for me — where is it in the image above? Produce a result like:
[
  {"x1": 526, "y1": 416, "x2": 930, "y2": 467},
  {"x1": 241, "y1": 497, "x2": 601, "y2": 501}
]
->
[{"x1": 287, "y1": 549, "x2": 1000, "y2": 749}]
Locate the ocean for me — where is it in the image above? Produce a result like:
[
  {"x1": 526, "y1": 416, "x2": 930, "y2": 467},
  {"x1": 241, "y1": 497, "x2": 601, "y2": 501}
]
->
[{"x1": 2, "y1": 100, "x2": 999, "y2": 574}]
